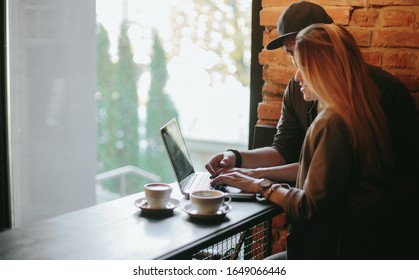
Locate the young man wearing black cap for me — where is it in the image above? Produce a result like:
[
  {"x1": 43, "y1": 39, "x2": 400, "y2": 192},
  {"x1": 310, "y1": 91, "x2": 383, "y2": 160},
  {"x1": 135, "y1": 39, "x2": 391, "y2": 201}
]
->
[
  {"x1": 206, "y1": 1, "x2": 335, "y2": 183},
  {"x1": 206, "y1": 1, "x2": 418, "y2": 259}
]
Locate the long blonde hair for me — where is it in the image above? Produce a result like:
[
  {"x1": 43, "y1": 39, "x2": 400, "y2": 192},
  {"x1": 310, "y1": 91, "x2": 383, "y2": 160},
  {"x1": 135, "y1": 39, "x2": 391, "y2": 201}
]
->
[{"x1": 295, "y1": 24, "x2": 392, "y2": 178}]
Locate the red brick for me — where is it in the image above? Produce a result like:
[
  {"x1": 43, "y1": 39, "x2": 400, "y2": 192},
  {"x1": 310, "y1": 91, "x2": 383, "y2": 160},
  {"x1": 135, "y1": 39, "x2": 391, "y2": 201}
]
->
[
  {"x1": 315, "y1": 0, "x2": 368, "y2": 6},
  {"x1": 352, "y1": 8, "x2": 379, "y2": 27},
  {"x1": 257, "y1": 119, "x2": 280, "y2": 126},
  {"x1": 382, "y1": 9, "x2": 415, "y2": 27},
  {"x1": 347, "y1": 28, "x2": 372, "y2": 47},
  {"x1": 370, "y1": 0, "x2": 419, "y2": 5},
  {"x1": 257, "y1": 101, "x2": 282, "y2": 124},
  {"x1": 373, "y1": 30, "x2": 419, "y2": 48},
  {"x1": 262, "y1": 82, "x2": 285, "y2": 101},
  {"x1": 262, "y1": 92, "x2": 284, "y2": 103},
  {"x1": 262, "y1": 0, "x2": 295, "y2": 8},
  {"x1": 325, "y1": 7, "x2": 353, "y2": 25},
  {"x1": 260, "y1": 7, "x2": 284, "y2": 27},
  {"x1": 266, "y1": 65, "x2": 295, "y2": 85},
  {"x1": 259, "y1": 49, "x2": 291, "y2": 66},
  {"x1": 382, "y1": 52, "x2": 417, "y2": 69},
  {"x1": 361, "y1": 50, "x2": 383, "y2": 66},
  {"x1": 262, "y1": 65, "x2": 269, "y2": 82}
]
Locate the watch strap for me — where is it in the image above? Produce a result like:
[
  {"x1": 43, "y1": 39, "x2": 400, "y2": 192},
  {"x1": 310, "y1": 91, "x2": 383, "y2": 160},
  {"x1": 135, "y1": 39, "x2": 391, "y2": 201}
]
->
[{"x1": 226, "y1": 149, "x2": 242, "y2": 168}]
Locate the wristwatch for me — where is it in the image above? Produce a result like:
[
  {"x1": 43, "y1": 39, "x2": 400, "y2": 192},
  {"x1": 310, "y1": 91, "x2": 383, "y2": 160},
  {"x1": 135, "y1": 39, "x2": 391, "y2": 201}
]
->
[{"x1": 257, "y1": 178, "x2": 272, "y2": 197}]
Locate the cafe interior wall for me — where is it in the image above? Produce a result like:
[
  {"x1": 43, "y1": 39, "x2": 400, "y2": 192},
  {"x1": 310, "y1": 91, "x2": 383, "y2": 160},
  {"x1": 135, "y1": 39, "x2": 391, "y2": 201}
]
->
[
  {"x1": 258, "y1": 0, "x2": 419, "y2": 127},
  {"x1": 257, "y1": 0, "x2": 419, "y2": 255}
]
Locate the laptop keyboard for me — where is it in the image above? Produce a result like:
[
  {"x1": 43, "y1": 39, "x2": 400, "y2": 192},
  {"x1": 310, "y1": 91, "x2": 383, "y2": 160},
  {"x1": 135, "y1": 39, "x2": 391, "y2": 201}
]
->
[{"x1": 185, "y1": 173, "x2": 212, "y2": 192}]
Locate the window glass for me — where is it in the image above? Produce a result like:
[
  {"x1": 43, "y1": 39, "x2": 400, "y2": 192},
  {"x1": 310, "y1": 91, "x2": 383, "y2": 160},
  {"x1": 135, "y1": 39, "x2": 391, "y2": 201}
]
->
[
  {"x1": 8, "y1": 0, "x2": 97, "y2": 227},
  {"x1": 7, "y1": 0, "x2": 250, "y2": 227}
]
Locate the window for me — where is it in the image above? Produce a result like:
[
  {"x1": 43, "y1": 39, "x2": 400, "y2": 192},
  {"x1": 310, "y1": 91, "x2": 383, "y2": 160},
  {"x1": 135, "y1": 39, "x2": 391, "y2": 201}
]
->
[{"x1": 3, "y1": 0, "x2": 253, "y2": 228}]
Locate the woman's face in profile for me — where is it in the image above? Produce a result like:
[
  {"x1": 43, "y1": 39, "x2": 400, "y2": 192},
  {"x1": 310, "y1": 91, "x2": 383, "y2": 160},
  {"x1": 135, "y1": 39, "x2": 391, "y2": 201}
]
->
[{"x1": 294, "y1": 67, "x2": 317, "y2": 101}]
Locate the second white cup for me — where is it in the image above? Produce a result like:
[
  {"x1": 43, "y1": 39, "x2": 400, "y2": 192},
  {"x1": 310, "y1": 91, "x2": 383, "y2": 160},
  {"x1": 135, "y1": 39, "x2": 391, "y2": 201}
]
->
[{"x1": 190, "y1": 190, "x2": 231, "y2": 214}]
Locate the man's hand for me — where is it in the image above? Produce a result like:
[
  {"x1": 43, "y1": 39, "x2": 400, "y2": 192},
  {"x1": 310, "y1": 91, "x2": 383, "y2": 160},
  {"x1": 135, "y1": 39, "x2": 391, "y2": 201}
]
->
[{"x1": 205, "y1": 151, "x2": 237, "y2": 177}]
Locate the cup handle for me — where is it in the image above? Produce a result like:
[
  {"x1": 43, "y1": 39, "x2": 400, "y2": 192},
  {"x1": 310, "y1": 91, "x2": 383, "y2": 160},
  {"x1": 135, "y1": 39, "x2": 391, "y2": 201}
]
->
[{"x1": 223, "y1": 194, "x2": 232, "y2": 205}]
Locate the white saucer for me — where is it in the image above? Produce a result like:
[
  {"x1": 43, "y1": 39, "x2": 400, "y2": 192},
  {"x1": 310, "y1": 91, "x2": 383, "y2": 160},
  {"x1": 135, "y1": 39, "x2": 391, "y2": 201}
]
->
[
  {"x1": 182, "y1": 203, "x2": 232, "y2": 220},
  {"x1": 134, "y1": 197, "x2": 180, "y2": 214}
]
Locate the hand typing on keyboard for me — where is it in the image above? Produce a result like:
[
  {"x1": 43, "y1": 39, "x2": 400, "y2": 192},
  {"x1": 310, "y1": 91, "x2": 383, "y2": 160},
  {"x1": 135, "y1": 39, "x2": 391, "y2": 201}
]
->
[{"x1": 213, "y1": 184, "x2": 227, "y2": 192}]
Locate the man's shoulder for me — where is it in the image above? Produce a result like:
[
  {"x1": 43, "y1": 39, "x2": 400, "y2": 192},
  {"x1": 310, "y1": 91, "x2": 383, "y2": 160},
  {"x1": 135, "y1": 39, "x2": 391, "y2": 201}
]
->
[
  {"x1": 367, "y1": 64, "x2": 407, "y2": 91},
  {"x1": 367, "y1": 65, "x2": 417, "y2": 117}
]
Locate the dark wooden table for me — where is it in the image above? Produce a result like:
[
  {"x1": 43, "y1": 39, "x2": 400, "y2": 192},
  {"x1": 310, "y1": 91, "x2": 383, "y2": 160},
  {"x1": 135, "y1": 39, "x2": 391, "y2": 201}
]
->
[{"x1": 0, "y1": 184, "x2": 281, "y2": 260}]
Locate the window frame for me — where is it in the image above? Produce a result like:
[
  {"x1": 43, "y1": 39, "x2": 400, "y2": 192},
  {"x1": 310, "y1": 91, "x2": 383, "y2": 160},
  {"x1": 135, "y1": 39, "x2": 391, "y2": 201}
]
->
[
  {"x1": 1, "y1": 0, "x2": 12, "y2": 229},
  {"x1": 249, "y1": 0, "x2": 263, "y2": 149}
]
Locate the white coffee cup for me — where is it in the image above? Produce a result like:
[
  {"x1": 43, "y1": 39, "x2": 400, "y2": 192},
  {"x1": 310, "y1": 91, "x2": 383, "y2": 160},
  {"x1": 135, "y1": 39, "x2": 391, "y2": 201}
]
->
[
  {"x1": 189, "y1": 190, "x2": 232, "y2": 214},
  {"x1": 144, "y1": 183, "x2": 173, "y2": 209}
]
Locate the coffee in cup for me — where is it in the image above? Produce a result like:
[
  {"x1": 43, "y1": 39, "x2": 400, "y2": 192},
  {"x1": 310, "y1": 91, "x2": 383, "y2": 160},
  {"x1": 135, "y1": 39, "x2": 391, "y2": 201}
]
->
[
  {"x1": 144, "y1": 183, "x2": 173, "y2": 209},
  {"x1": 189, "y1": 190, "x2": 231, "y2": 214}
]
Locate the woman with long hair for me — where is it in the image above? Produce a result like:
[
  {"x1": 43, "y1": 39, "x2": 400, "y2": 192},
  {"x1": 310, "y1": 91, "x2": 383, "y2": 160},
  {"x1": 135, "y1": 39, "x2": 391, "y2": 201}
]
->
[
  {"x1": 287, "y1": 23, "x2": 394, "y2": 259},
  {"x1": 212, "y1": 24, "x2": 395, "y2": 259},
  {"x1": 294, "y1": 24, "x2": 392, "y2": 178}
]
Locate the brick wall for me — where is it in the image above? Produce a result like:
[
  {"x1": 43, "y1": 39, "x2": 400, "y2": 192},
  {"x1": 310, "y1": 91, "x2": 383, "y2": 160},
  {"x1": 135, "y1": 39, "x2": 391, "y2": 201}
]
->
[{"x1": 258, "y1": 0, "x2": 419, "y2": 126}]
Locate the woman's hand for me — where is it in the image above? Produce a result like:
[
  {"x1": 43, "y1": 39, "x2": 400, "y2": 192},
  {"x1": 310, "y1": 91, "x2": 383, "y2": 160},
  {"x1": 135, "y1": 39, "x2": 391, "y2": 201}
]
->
[
  {"x1": 229, "y1": 167, "x2": 258, "y2": 178},
  {"x1": 210, "y1": 167, "x2": 259, "y2": 179},
  {"x1": 210, "y1": 170, "x2": 260, "y2": 193}
]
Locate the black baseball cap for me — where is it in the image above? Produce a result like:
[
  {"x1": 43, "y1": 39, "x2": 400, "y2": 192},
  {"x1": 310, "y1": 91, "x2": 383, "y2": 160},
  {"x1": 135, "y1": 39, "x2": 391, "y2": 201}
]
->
[{"x1": 266, "y1": 1, "x2": 334, "y2": 50}]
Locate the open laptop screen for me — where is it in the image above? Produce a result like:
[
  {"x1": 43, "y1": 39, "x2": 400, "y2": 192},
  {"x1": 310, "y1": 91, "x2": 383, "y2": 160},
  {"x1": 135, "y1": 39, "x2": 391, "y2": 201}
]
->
[{"x1": 160, "y1": 118, "x2": 195, "y2": 183}]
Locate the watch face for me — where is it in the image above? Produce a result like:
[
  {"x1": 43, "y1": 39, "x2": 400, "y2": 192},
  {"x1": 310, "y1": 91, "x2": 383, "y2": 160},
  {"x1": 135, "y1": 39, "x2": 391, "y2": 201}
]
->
[{"x1": 259, "y1": 179, "x2": 272, "y2": 188}]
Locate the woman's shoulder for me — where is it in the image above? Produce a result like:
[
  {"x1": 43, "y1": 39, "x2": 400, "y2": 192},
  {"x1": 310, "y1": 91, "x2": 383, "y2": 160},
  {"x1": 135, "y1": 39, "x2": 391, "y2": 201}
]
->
[
  {"x1": 313, "y1": 108, "x2": 345, "y2": 128},
  {"x1": 306, "y1": 108, "x2": 350, "y2": 146}
]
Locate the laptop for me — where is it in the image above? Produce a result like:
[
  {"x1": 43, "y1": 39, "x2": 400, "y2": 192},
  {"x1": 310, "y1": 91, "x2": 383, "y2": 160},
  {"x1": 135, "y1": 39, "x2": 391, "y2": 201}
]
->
[{"x1": 160, "y1": 118, "x2": 256, "y2": 200}]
